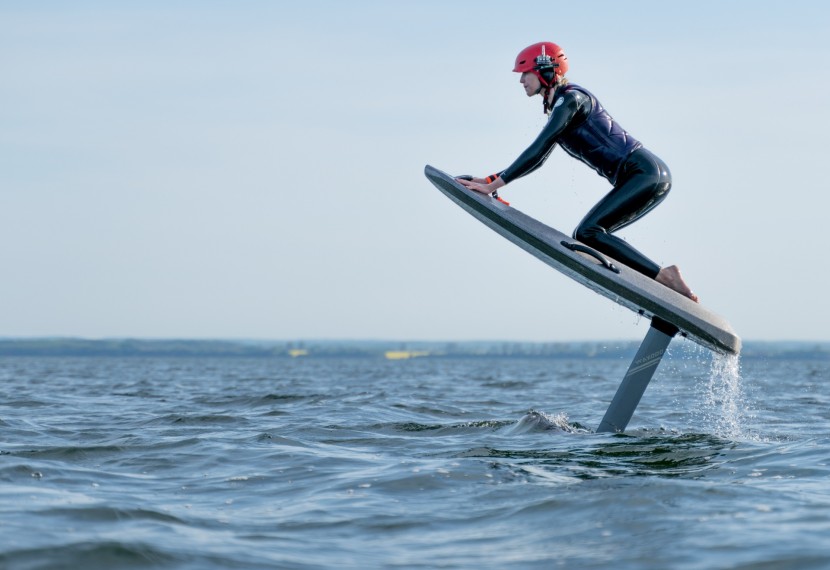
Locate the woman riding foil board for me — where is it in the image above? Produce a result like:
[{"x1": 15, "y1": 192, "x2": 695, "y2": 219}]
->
[{"x1": 458, "y1": 42, "x2": 698, "y2": 302}]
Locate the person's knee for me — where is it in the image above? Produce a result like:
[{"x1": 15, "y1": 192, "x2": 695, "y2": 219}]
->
[{"x1": 573, "y1": 224, "x2": 605, "y2": 244}]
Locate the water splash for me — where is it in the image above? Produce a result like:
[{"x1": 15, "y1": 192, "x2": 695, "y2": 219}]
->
[
  {"x1": 703, "y1": 352, "x2": 749, "y2": 439},
  {"x1": 507, "y1": 410, "x2": 579, "y2": 434}
]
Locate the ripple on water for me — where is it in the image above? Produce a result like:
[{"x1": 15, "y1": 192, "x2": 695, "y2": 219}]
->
[{"x1": 1, "y1": 355, "x2": 829, "y2": 569}]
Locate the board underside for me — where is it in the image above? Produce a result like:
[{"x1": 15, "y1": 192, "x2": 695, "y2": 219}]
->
[{"x1": 425, "y1": 165, "x2": 741, "y2": 355}]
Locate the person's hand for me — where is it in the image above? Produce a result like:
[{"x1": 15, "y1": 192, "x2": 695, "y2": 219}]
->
[{"x1": 457, "y1": 176, "x2": 505, "y2": 196}]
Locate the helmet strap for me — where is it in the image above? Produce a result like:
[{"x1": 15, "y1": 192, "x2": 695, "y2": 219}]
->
[
  {"x1": 533, "y1": 70, "x2": 550, "y2": 112},
  {"x1": 534, "y1": 61, "x2": 558, "y2": 114}
]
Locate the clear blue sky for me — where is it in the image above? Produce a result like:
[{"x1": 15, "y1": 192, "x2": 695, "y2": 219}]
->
[{"x1": 2, "y1": 1, "x2": 828, "y2": 342}]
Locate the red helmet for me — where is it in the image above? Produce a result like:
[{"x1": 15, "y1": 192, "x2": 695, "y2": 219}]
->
[{"x1": 513, "y1": 42, "x2": 568, "y2": 86}]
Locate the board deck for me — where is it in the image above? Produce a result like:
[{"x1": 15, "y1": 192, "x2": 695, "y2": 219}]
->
[{"x1": 425, "y1": 164, "x2": 741, "y2": 355}]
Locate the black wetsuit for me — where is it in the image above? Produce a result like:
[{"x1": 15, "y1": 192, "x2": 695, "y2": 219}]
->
[{"x1": 499, "y1": 83, "x2": 671, "y2": 279}]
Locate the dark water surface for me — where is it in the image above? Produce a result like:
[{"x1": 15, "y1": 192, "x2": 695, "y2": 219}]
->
[{"x1": 1, "y1": 350, "x2": 829, "y2": 569}]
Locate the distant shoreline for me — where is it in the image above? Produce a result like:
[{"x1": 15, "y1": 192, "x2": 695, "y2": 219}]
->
[{"x1": 0, "y1": 339, "x2": 827, "y2": 360}]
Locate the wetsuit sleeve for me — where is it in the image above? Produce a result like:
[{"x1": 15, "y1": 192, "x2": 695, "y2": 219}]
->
[{"x1": 499, "y1": 90, "x2": 586, "y2": 184}]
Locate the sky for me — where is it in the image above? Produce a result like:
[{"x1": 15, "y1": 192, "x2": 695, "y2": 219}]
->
[{"x1": 2, "y1": 1, "x2": 829, "y2": 342}]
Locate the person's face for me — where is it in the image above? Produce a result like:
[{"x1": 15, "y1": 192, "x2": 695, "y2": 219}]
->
[{"x1": 520, "y1": 72, "x2": 541, "y2": 97}]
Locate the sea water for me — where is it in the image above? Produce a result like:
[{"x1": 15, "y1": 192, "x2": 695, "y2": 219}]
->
[{"x1": 1, "y1": 347, "x2": 830, "y2": 569}]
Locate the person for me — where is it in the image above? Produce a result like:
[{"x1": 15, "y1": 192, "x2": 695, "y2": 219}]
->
[{"x1": 457, "y1": 42, "x2": 698, "y2": 302}]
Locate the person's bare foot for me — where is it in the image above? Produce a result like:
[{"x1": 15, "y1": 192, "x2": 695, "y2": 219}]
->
[{"x1": 656, "y1": 265, "x2": 699, "y2": 303}]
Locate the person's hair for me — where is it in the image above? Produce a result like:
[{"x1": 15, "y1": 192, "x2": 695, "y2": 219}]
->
[{"x1": 543, "y1": 76, "x2": 569, "y2": 115}]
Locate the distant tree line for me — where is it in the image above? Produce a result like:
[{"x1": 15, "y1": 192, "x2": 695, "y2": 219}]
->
[{"x1": 0, "y1": 338, "x2": 827, "y2": 360}]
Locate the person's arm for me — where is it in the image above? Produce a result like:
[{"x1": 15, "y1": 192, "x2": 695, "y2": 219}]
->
[
  {"x1": 499, "y1": 89, "x2": 585, "y2": 184},
  {"x1": 458, "y1": 89, "x2": 589, "y2": 196}
]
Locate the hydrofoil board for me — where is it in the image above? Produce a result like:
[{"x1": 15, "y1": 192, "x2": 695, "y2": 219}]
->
[{"x1": 425, "y1": 164, "x2": 740, "y2": 355}]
